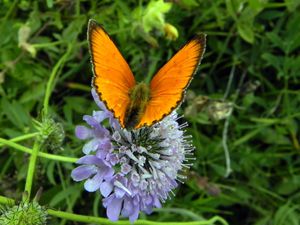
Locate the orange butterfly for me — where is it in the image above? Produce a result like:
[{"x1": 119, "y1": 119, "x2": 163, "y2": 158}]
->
[{"x1": 88, "y1": 19, "x2": 206, "y2": 130}]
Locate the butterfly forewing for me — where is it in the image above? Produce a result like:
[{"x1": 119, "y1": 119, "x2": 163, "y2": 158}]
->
[
  {"x1": 88, "y1": 20, "x2": 136, "y2": 127},
  {"x1": 136, "y1": 34, "x2": 206, "y2": 128}
]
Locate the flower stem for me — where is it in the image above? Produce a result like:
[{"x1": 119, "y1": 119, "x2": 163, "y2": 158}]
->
[
  {"x1": 43, "y1": 44, "x2": 72, "y2": 116},
  {"x1": 47, "y1": 209, "x2": 128, "y2": 225},
  {"x1": 32, "y1": 41, "x2": 65, "y2": 48},
  {"x1": 221, "y1": 65, "x2": 235, "y2": 178},
  {"x1": 24, "y1": 140, "x2": 40, "y2": 200},
  {"x1": 0, "y1": 195, "x2": 15, "y2": 205},
  {"x1": 0, "y1": 132, "x2": 39, "y2": 147},
  {"x1": 0, "y1": 195, "x2": 228, "y2": 225},
  {"x1": 0, "y1": 137, "x2": 78, "y2": 163}
]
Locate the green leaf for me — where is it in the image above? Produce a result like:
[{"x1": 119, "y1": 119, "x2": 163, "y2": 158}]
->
[
  {"x1": 259, "y1": 127, "x2": 291, "y2": 145},
  {"x1": 49, "y1": 184, "x2": 82, "y2": 207},
  {"x1": 284, "y1": 0, "x2": 300, "y2": 12},
  {"x1": 62, "y1": 15, "x2": 86, "y2": 42},
  {"x1": 226, "y1": 0, "x2": 247, "y2": 20},
  {"x1": 237, "y1": 22, "x2": 254, "y2": 44},
  {"x1": 179, "y1": 0, "x2": 199, "y2": 9},
  {"x1": 274, "y1": 203, "x2": 299, "y2": 225},
  {"x1": 1, "y1": 98, "x2": 30, "y2": 130},
  {"x1": 236, "y1": 5, "x2": 261, "y2": 44},
  {"x1": 249, "y1": 0, "x2": 268, "y2": 13},
  {"x1": 276, "y1": 176, "x2": 300, "y2": 195},
  {"x1": 47, "y1": 0, "x2": 54, "y2": 8},
  {"x1": 46, "y1": 161, "x2": 57, "y2": 185},
  {"x1": 261, "y1": 53, "x2": 283, "y2": 73},
  {"x1": 266, "y1": 32, "x2": 284, "y2": 50}
]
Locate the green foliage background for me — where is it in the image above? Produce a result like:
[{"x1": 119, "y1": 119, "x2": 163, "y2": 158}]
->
[{"x1": 1, "y1": 0, "x2": 300, "y2": 224}]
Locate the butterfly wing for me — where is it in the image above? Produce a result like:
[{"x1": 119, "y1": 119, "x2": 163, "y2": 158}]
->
[
  {"x1": 136, "y1": 34, "x2": 206, "y2": 128},
  {"x1": 88, "y1": 20, "x2": 136, "y2": 127}
]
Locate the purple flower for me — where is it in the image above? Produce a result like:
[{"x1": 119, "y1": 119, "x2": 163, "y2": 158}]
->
[{"x1": 71, "y1": 89, "x2": 194, "y2": 222}]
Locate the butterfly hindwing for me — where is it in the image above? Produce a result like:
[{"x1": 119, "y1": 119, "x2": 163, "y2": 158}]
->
[
  {"x1": 136, "y1": 34, "x2": 206, "y2": 128},
  {"x1": 88, "y1": 19, "x2": 136, "y2": 127}
]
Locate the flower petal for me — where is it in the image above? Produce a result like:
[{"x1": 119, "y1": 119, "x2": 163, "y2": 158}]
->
[
  {"x1": 83, "y1": 115, "x2": 100, "y2": 128},
  {"x1": 115, "y1": 188, "x2": 125, "y2": 198},
  {"x1": 96, "y1": 149, "x2": 107, "y2": 160},
  {"x1": 82, "y1": 139, "x2": 99, "y2": 154},
  {"x1": 121, "y1": 198, "x2": 133, "y2": 217},
  {"x1": 100, "y1": 181, "x2": 113, "y2": 197},
  {"x1": 71, "y1": 165, "x2": 96, "y2": 181},
  {"x1": 153, "y1": 196, "x2": 162, "y2": 208},
  {"x1": 106, "y1": 197, "x2": 123, "y2": 221},
  {"x1": 103, "y1": 166, "x2": 114, "y2": 179},
  {"x1": 95, "y1": 138, "x2": 112, "y2": 159},
  {"x1": 107, "y1": 154, "x2": 119, "y2": 166},
  {"x1": 84, "y1": 173, "x2": 104, "y2": 192},
  {"x1": 99, "y1": 138, "x2": 112, "y2": 151},
  {"x1": 77, "y1": 155, "x2": 102, "y2": 165},
  {"x1": 92, "y1": 111, "x2": 109, "y2": 123},
  {"x1": 129, "y1": 205, "x2": 140, "y2": 223},
  {"x1": 92, "y1": 89, "x2": 108, "y2": 111},
  {"x1": 110, "y1": 119, "x2": 121, "y2": 130},
  {"x1": 83, "y1": 112, "x2": 109, "y2": 138},
  {"x1": 75, "y1": 126, "x2": 92, "y2": 139}
]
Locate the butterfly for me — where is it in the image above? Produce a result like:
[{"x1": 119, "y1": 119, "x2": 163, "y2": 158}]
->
[{"x1": 88, "y1": 19, "x2": 206, "y2": 130}]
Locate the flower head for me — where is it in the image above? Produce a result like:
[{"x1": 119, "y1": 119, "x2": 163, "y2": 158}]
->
[
  {"x1": 34, "y1": 115, "x2": 65, "y2": 152},
  {"x1": 0, "y1": 201, "x2": 47, "y2": 225},
  {"x1": 71, "y1": 89, "x2": 194, "y2": 222}
]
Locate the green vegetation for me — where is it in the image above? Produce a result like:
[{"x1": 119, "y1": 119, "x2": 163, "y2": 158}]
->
[{"x1": 1, "y1": 0, "x2": 300, "y2": 224}]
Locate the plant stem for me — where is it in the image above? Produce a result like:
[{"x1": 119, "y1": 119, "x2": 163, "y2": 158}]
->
[
  {"x1": 32, "y1": 41, "x2": 65, "y2": 48},
  {"x1": 43, "y1": 44, "x2": 72, "y2": 116},
  {"x1": 222, "y1": 117, "x2": 232, "y2": 178},
  {"x1": 3, "y1": 0, "x2": 18, "y2": 20},
  {"x1": 0, "y1": 137, "x2": 78, "y2": 163},
  {"x1": 208, "y1": 25, "x2": 235, "y2": 78},
  {"x1": 0, "y1": 195, "x2": 228, "y2": 225},
  {"x1": 24, "y1": 140, "x2": 40, "y2": 200},
  {"x1": 50, "y1": 209, "x2": 229, "y2": 225},
  {"x1": 223, "y1": 66, "x2": 235, "y2": 100},
  {"x1": 38, "y1": 151, "x2": 78, "y2": 163},
  {"x1": 0, "y1": 196, "x2": 15, "y2": 206},
  {"x1": 0, "y1": 155, "x2": 13, "y2": 177},
  {"x1": 66, "y1": 82, "x2": 91, "y2": 92},
  {"x1": 0, "y1": 133, "x2": 39, "y2": 147},
  {"x1": 221, "y1": 65, "x2": 235, "y2": 178}
]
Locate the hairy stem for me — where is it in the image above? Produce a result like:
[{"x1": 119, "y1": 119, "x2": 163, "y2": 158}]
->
[
  {"x1": 48, "y1": 209, "x2": 228, "y2": 225},
  {"x1": 24, "y1": 140, "x2": 41, "y2": 200},
  {"x1": 0, "y1": 137, "x2": 78, "y2": 163},
  {"x1": 0, "y1": 132, "x2": 38, "y2": 147},
  {"x1": 0, "y1": 195, "x2": 228, "y2": 225}
]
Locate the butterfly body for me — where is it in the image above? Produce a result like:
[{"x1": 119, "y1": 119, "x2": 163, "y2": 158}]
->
[
  {"x1": 88, "y1": 19, "x2": 206, "y2": 130},
  {"x1": 124, "y1": 82, "x2": 150, "y2": 129}
]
